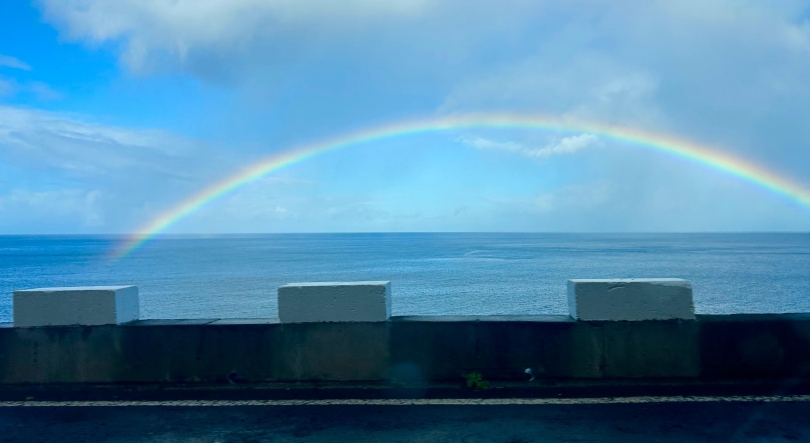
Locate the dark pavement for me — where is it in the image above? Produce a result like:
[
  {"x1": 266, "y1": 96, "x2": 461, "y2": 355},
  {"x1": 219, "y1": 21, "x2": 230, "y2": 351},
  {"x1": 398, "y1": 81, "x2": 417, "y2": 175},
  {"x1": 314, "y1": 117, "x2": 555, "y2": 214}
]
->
[
  {"x1": 1, "y1": 400, "x2": 809, "y2": 442},
  {"x1": 1, "y1": 381, "x2": 809, "y2": 442}
]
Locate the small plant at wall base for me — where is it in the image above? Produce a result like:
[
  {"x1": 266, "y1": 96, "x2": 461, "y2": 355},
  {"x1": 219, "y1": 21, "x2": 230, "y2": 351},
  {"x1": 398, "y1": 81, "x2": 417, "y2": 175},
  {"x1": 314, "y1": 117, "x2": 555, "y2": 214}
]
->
[{"x1": 464, "y1": 372, "x2": 490, "y2": 390}]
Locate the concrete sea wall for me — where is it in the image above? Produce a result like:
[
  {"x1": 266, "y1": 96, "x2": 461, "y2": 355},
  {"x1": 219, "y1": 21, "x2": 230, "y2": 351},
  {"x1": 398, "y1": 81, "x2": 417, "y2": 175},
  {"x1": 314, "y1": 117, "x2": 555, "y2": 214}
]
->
[
  {"x1": 4, "y1": 280, "x2": 809, "y2": 385},
  {"x1": 0, "y1": 314, "x2": 809, "y2": 384}
]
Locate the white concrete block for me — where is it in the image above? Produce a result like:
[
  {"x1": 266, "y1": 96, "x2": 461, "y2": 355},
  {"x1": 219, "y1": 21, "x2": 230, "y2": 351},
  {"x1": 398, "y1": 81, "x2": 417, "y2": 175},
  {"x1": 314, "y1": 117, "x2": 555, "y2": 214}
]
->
[
  {"x1": 13, "y1": 286, "x2": 139, "y2": 327},
  {"x1": 278, "y1": 281, "x2": 391, "y2": 323},
  {"x1": 567, "y1": 278, "x2": 695, "y2": 321}
]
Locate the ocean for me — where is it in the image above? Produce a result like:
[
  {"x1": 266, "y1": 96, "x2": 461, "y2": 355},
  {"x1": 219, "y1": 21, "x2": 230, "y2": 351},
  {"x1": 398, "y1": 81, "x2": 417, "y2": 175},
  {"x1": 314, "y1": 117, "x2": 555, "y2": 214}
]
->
[{"x1": 1, "y1": 233, "x2": 809, "y2": 321}]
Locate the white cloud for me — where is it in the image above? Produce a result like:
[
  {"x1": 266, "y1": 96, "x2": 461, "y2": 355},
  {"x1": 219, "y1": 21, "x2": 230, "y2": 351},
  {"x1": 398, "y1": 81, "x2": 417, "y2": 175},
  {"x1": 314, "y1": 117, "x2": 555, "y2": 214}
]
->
[
  {"x1": 37, "y1": 0, "x2": 434, "y2": 73},
  {"x1": 34, "y1": 0, "x2": 810, "y2": 93},
  {"x1": 0, "y1": 54, "x2": 31, "y2": 71},
  {"x1": 442, "y1": 54, "x2": 666, "y2": 128},
  {"x1": 460, "y1": 133, "x2": 600, "y2": 160},
  {"x1": 0, "y1": 105, "x2": 225, "y2": 181},
  {"x1": 654, "y1": 1, "x2": 810, "y2": 53},
  {"x1": 439, "y1": 2, "x2": 810, "y2": 141}
]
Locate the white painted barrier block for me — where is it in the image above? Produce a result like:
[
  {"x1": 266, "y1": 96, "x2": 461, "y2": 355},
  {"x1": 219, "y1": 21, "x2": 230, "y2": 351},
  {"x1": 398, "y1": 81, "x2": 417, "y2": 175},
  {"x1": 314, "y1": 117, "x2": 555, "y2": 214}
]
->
[
  {"x1": 13, "y1": 286, "x2": 139, "y2": 327},
  {"x1": 278, "y1": 281, "x2": 391, "y2": 323},
  {"x1": 567, "y1": 278, "x2": 695, "y2": 321}
]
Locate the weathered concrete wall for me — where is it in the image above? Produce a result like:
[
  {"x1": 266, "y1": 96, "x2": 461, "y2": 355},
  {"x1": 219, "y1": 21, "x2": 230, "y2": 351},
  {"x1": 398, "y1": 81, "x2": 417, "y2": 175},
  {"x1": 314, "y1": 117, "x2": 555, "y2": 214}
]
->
[
  {"x1": 13, "y1": 286, "x2": 139, "y2": 327},
  {"x1": 567, "y1": 279, "x2": 695, "y2": 321},
  {"x1": 389, "y1": 315, "x2": 700, "y2": 381},
  {"x1": 0, "y1": 320, "x2": 388, "y2": 384},
  {"x1": 0, "y1": 314, "x2": 808, "y2": 384},
  {"x1": 278, "y1": 282, "x2": 391, "y2": 323},
  {"x1": 698, "y1": 314, "x2": 810, "y2": 379}
]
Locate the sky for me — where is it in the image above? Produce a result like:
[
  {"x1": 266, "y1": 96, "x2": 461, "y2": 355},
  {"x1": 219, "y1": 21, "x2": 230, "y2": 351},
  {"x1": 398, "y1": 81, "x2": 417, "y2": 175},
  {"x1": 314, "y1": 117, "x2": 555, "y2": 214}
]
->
[{"x1": 1, "y1": 0, "x2": 810, "y2": 234}]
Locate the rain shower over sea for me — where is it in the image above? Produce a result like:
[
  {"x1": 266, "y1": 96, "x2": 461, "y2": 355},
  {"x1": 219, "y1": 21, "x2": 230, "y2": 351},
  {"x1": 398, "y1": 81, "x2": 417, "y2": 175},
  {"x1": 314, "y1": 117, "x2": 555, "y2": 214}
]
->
[{"x1": 1, "y1": 233, "x2": 810, "y2": 322}]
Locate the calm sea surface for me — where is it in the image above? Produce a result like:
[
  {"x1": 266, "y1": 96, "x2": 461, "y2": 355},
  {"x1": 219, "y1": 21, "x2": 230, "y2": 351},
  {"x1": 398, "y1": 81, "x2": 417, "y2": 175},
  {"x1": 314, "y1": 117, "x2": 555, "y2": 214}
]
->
[{"x1": 1, "y1": 233, "x2": 809, "y2": 321}]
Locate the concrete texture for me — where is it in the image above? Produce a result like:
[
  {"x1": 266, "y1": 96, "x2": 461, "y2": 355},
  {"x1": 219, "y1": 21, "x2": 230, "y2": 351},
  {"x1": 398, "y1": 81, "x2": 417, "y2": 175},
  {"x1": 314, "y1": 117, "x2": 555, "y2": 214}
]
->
[
  {"x1": 699, "y1": 314, "x2": 810, "y2": 379},
  {"x1": 0, "y1": 320, "x2": 389, "y2": 383},
  {"x1": 2, "y1": 400, "x2": 810, "y2": 442},
  {"x1": 12, "y1": 286, "x2": 139, "y2": 327},
  {"x1": 0, "y1": 314, "x2": 809, "y2": 384},
  {"x1": 568, "y1": 279, "x2": 695, "y2": 321},
  {"x1": 388, "y1": 316, "x2": 700, "y2": 381},
  {"x1": 278, "y1": 281, "x2": 391, "y2": 323}
]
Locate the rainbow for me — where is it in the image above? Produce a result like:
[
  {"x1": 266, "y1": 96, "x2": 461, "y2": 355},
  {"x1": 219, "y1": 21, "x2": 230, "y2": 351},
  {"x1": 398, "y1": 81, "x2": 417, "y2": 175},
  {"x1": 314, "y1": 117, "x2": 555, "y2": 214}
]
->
[{"x1": 112, "y1": 112, "x2": 810, "y2": 258}]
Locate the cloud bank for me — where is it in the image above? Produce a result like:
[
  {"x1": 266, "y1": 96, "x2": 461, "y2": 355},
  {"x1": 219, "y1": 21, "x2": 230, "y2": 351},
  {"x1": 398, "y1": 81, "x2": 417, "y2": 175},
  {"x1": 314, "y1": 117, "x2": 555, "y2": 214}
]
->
[
  {"x1": 37, "y1": 0, "x2": 434, "y2": 75},
  {"x1": 460, "y1": 134, "x2": 600, "y2": 160}
]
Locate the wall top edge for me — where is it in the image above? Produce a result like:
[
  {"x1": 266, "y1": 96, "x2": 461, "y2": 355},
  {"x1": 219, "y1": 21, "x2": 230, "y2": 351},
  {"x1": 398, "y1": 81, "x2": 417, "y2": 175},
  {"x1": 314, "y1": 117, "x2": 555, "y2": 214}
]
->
[
  {"x1": 3, "y1": 313, "x2": 810, "y2": 329},
  {"x1": 13, "y1": 286, "x2": 136, "y2": 293},
  {"x1": 279, "y1": 281, "x2": 390, "y2": 288},
  {"x1": 568, "y1": 278, "x2": 688, "y2": 283}
]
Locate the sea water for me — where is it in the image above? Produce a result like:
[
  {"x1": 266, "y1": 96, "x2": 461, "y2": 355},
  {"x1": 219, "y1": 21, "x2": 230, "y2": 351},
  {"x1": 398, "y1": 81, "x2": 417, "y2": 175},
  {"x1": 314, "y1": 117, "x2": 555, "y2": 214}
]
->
[{"x1": 1, "y1": 233, "x2": 809, "y2": 321}]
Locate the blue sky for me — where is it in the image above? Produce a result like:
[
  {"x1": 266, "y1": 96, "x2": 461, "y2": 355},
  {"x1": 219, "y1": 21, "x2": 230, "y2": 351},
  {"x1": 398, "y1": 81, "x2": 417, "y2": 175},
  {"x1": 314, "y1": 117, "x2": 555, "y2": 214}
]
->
[{"x1": 1, "y1": 0, "x2": 810, "y2": 234}]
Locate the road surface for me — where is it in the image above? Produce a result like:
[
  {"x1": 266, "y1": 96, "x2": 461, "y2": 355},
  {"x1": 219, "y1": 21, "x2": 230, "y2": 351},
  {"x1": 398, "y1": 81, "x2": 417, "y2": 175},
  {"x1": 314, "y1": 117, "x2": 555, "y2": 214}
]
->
[{"x1": 0, "y1": 396, "x2": 808, "y2": 442}]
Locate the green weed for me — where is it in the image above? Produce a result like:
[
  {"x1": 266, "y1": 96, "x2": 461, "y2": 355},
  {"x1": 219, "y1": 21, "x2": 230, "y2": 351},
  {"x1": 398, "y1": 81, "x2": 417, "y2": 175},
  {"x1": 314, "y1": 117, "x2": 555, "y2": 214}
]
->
[{"x1": 463, "y1": 372, "x2": 490, "y2": 390}]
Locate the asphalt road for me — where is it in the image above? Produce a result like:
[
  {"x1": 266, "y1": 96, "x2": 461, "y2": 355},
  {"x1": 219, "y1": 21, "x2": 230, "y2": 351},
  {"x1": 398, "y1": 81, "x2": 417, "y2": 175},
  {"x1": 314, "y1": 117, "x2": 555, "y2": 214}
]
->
[{"x1": 0, "y1": 399, "x2": 808, "y2": 442}]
